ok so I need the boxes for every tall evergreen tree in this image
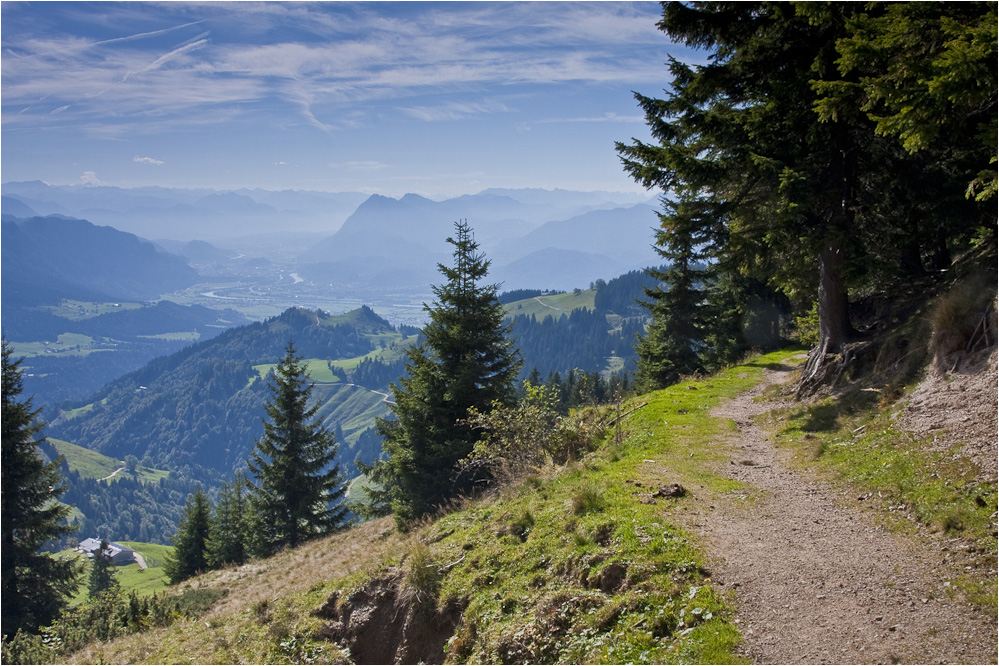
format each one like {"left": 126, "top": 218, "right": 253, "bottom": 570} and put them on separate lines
{"left": 247, "top": 343, "right": 347, "bottom": 554}
{"left": 618, "top": 2, "right": 995, "bottom": 393}
{"left": 617, "top": 3, "right": 876, "bottom": 390}
{"left": 206, "top": 472, "right": 249, "bottom": 569}
{"left": 87, "top": 539, "right": 119, "bottom": 598}
{"left": 364, "top": 221, "right": 522, "bottom": 525}
{"left": 1, "top": 339, "right": 79, "bottom": 635}
{"left": 164, "top": 488, "right": 211, "bottom": 584}
{"left": 634, "top": 200, "right": 714, "bottom": 390}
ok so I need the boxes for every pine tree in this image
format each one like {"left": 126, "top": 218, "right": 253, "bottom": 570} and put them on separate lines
{"left": 206, "top": 472, "right": 249, "bottom": 569}
{"left": 1, "top": 339, "right": 80, "bottom": 635}
{"left": 164, "top": 489, "right": 211, "bottom": 584}
{"left": 87, "top": 539, "right": 119, "bottom": 598}
{"left": 635, "top": 206, "right": 712, "bottom": 390}
{"left": 247, "top": 343, "right": 347, "bottom": 554}
{"left": 364, "top": 220, "right": 522, "bottom": 525}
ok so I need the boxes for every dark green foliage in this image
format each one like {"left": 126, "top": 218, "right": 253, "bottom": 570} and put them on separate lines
{"left": 635, "top": 238, "right": 711, "bottom": 390}
{"left": 1, "top": 339, "right": 80, "bottom": 635}
{"left": 87, "top": 539, "right": 119, "bottom": 598}
{"left": 508, "top": 272, "right": 655, "bottom": 385}
{"left": 206, "top": 472, "right": 250, "bottom": 569}
{"left": 164, "top": 489, "right": 212, "bottom": 584}
{"left": 616, "top": 2, "right": 996, "bottom": 392}
{"left": 247, "top": 343, "right": 348, "bottom": 554}
{"left": 59, "top": 470, "right": 212, "bottom": 545}
{"left": 813, "top": 2, "right": 997, "bottom": 200}
{"left": 365, "top": 221, "right": 522, "bottom": 525}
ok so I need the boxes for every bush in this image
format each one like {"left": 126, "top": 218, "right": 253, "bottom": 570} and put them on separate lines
{"left": 403, "top": 542, "right": 441, "bottom": 609}
{"left": 570, "top": 481, "right": 606, "bottom": 516}
{"left": 461, "top": 384, "right": 604, "bottom": 486}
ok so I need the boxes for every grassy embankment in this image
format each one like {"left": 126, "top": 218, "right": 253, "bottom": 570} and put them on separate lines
{"left": 504, "top": 289, "right": 596, "bottom": 320}
{"left": 46, "top": 437, "right": 168, "bottom": 484}
{"left": 53, "top": 343, "right": 996, "bottom": 663}
{"left": 62, "top": 349, "right": 796, "bottom": 665}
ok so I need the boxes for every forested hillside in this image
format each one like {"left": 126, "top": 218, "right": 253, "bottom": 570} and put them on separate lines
{"left": 50, "top": 306, "right": 395, "bottom": 474}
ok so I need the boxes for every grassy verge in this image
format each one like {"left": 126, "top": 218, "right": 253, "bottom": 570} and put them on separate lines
{"left": 314, "top": 349, "right": 794, "bottom": 664}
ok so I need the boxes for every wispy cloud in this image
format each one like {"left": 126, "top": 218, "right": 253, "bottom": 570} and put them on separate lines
{"left": 1, "top": 2, "right": 669, "bottom": 136}
{"left": 133, "top": 155, "right": 164, "bottom": 165}
{"left": 400, "top": 100, "right": 510, "bottom": 122}
{"left": 523, "top": 112, "right": 646, "bottom": 129}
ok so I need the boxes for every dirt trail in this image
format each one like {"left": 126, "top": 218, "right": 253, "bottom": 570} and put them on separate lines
{"left": 685, "top": 363, "right": 997, "bottom": 665}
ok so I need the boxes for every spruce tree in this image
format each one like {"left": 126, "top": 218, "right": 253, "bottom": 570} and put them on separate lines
{"left": 164, "top": 489, "right": 211, "bottom": 584}
{"left": 247, "top": 343, "right": 347, "bottom": 554}
{"left": 206, "top": 472, "right": 249, "bottom": 569}
{"left": 1, "top": 339, "right": 80, "bottom": 635}
{"left": 364, "top": 220, "right": 522, "bottom": 525}
{"left": 87, "top": 539, "right": 119, "bottom": 598}
{"left": 635, "top": 205, "right": 712, "bottom": 390}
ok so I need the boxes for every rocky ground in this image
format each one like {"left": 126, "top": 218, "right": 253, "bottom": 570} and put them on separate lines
{"left": 673, "top": 357, "right": 997, "bottom": 665}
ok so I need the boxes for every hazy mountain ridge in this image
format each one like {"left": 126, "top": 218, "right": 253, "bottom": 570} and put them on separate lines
{"left": 1, "top": 214, "right": 199, "bottom": 306}
{"left": 1, "top": 182, "right": 368, "bottom": 240}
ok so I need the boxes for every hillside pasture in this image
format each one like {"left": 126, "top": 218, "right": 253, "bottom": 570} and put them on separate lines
{"left": 504, "top": 288, "right": 595, "bottom": 320}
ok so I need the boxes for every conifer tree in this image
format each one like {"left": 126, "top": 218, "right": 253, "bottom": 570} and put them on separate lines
{"left": 206, "top": 472, "right": 249, "bottom": 568}
{"left": 164, "top": 489, "right": 211, "bottom": 584}
{"left": 364, "top": 221, "right": 521, "bottom": 525}
{"left": 247, "top": 343, "right": 347, "bottom": 554}
{"left": 1, "top": 339, "right": 80, "bottom": 635}
{"left": 635, "top": 205, "right": 712, "bottom": 390}
{"left": 87, "top": 539, "right": 119, "bottom": 598}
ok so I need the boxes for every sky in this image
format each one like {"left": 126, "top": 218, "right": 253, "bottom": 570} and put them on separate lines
{"left": 1, "top": 1, "right": 688, "bottom": 198}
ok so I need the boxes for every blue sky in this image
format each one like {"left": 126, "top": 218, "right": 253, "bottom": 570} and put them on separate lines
{"left": 2, "top": 1, "right": 686, "bottom": 198}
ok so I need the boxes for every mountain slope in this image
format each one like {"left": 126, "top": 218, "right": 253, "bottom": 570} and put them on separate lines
{"left": 48, "top": 348, "right": 997, "bottom": 665}
{"left": 1, "top": 214, "right": 199, "bottom": 306}
{"left": 49, "top": 306, "right": 398, "bottom": 474}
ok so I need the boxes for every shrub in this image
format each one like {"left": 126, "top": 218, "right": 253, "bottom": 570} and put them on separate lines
{"left": 461, "top": 384, "right": 604, "bottom": 487}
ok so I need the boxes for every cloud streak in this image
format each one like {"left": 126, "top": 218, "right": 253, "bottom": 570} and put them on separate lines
{"left": 1, "top": 2, "right": 671, "bottom": 136}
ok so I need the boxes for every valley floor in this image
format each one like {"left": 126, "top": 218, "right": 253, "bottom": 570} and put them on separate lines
{"left": 668, "top": 360, "right": 997, "bottom": 664}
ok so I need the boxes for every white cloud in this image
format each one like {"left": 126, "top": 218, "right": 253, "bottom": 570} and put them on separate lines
{"left": 0, "top": 2, "right": 669, "bottom": 137}
{"left": 133, "top": 155, "right": 164, "bottom": 165}
{"left": 80, "top": 171, "right": 101, "bottom": 185}
{"left": 400, "top": 100, "right": 510, "bottom": 122}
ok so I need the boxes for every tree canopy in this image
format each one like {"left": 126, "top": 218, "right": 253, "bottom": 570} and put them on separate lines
{"left": 247, "top": 342, "right": 348, "bottom": 554}
{"left": 1, "top": 339, "right": 80, "bottom": 635}
{"left": 617, "top": 1, "right": 996, "bottom": 391}
{"left": 365, "top": 221, "right": 522, "bottom": 525}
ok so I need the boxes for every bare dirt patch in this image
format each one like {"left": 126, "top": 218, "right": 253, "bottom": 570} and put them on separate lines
{"left": 314, "top": 569, "right": 464, "bottom": 665}
{"left": 899, "top": 349, "right": 998, "bottom": 482}
{"left": 671, "top": 361, "right": 997, "bottom": 665}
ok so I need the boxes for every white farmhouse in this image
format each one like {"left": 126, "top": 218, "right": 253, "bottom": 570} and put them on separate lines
{"left": 77, "top": 538, "right": 136, "bottom": 566}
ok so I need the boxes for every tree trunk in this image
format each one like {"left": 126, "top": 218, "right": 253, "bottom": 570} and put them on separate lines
{"left": 799, "top": 235, "right": 853, "bottom": 394}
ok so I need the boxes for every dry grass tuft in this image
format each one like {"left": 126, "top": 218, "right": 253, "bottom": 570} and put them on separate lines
{"left": 930, "top": 274, "right": 997, "bottom": 363}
